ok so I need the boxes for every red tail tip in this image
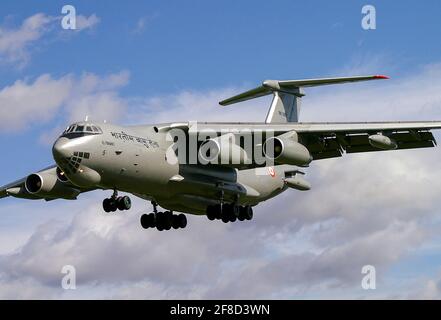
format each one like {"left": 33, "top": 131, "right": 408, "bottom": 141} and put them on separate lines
{"left": 374, "top": 75, "right": 389, "bottom": 79}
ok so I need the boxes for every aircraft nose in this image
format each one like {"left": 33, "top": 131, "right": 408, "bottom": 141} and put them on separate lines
{"left": 52, "top": 137, "right": 73, "bottom": 160}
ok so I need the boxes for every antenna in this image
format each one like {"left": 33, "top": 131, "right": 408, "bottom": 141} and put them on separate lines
{"left": 85, "top": 115, "right": 89, "bottom": 122}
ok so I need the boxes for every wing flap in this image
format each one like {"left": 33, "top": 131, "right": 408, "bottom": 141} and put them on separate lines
{"left": 305, "top": 131, "right": 437, "bottom": 159}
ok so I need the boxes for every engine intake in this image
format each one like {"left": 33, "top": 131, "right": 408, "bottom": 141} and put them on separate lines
{"left": 198, "top": 133, "right": 249, "bottom": 166}
{"left": 25, "top": 170, "right": 80, "bottom": 200}
{"left": 263, "top": 131, "right": 312, "bottom": 166}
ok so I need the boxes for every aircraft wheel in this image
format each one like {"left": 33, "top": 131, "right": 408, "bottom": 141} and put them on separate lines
{"left": 230, "top": 205, "right": 239, "bottom": 222}
{"left": 140, "top": 214, "right": 150, "bottom": 229}
{"left": 103, "top": 198, "right": 112, "bottom": 212}
{"left": 163, "top": 211, "right": 173, "bottom": 230}
{"left": 214, "top": 204, "right": 222, "bottom": 219}
{"left": 238, "top": 206, "right": 246, "bottom": 221}
{"left": 171, "top": 215, "right": 180, "bottom": 229}
{"left": 244, "top": 206, "right": 253, "bottom": 220}
{"left": 223, "top": 204, "right": 238, "bottom": 222}
{"left": 155, "top": 212, "right": 164, "bottom": 231}
{"left": 178, "top": 214, "right": 187, "bottom": 228}
{"left": 147, "top": 213, "right": 156, "bottom": 227}
{"left": 109, "top": 199, "right": 118, "bottom": 212}
{"left": 221, "top": 214, "right": 230, "bottom": 223}
{"left": 117, "top": 196, "right": 131, "bottom": 210}
{"left": 206, "top": 205, "right": 216, "bottom": 220}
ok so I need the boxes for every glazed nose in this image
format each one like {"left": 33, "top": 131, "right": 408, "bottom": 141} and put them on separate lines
{"left": 52, "top": 137, "right": 72, "bottom": 160}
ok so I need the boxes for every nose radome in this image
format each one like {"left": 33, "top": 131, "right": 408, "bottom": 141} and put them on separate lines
{"left": 52, "top": 137, "right": 72, "bottom": 160}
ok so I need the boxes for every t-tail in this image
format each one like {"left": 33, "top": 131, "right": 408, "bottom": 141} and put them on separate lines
{"left": 219, "top": 75, "right": 389, "bottom": 123}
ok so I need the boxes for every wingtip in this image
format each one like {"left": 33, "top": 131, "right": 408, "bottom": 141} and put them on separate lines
{"left": 374, "top": 74, "right": 390, "bottom": 79}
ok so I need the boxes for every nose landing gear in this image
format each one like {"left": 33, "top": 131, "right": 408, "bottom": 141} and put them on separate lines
{"left": 102, "top": 190, "right": 131, "bottom": 212}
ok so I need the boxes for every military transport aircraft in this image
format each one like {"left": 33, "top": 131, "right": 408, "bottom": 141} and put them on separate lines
{"left": 2, "top": 75, "right": 441, "bottom": 231}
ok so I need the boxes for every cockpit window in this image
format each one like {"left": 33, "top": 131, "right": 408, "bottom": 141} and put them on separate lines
{"left": 62, "top": 123, "right": 103, "bottom": 138}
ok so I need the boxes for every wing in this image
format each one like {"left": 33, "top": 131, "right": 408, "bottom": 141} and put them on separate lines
{"left": 0, "top": 165, "right": 93, "bottom": 201}
{"left": 282, "top": 121, "right": 441, "bottom": 160}
{"left": 0, "top": 164, "right": 56, "bottom": 199}
{"left": 0, "top": 177, "right": 27, "bottom": 199}
{"left": 160, "top": 121, "right": 441, "bottom": 163}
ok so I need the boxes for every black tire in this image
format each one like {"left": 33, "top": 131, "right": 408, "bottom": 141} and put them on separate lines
{"left": 156, "top": 212, "right": 164, "bottom": 230}
{"left": 214, "top": 204, "right": 222, "bottom": 219}
{"left": 117, "top": 196, "right": 132, "bottom": 210}
{"left": 163, "top": 211, "right": 172, "bottom": 230}
{"left": 223, "top": 203, "right": 232, "bottom": 215}
{"left": 147, "top": 213, "right": 156, "bottom": 227}
{"left": 238, "top": 206, "right": 246, "bottom": 221}
{"left": 103, "top": 198, "right": 111, "bottom": 212}
{"left": 171, "top": 215, "right": 180, "bottom": 229}
{"left": 140, "top": 214, "right": 150, "bottom": 229}
{"left": 224, "top": 204, "right": 238, "bottom": 222}
{"left": 109, "top": 199, "right": 118, "bottom": 212}
{"left": 245, "top": 206, "right": 253, "bottom": 220}
{"left": 178, "top": 214, "right": 187, "bottom": 228}
{"left": 122, "top": 196, "right": 131, "bottom": 210}
{"left": 116, "top": 196, "right": 124, "bottom": 210}
{"left": 232, "top": 205, "right": 239, "bottom": 218}
{"left": 221, "top": 215, "right": 230, "bottom": 223}
{"left": 206, "top": 205, "right": 216, "bottom": 220}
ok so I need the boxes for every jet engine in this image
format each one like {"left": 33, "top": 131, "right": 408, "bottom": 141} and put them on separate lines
{"left": 25, "top": 169, "right": 80, "bottom": 200}
{"left": 263, "top": 131, "right": 312, "bottom": 166}
{"left": 198, "top": 133, "right": 249, "bottom": 166}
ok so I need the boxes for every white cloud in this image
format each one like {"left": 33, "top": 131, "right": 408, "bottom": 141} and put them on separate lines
{"left": 75, "top": 14, "right": 100, "bottom": 31}
{"left": 0, "top": 70, "right": 130, "bottom": 133}
{"left": 0, "top": 12, "right": 101, "bottom": 68}
{"left": 0, "top": 13, "right": 53, "bottom": 67}
{"left": 0, "top": 74, "right": 72, "bottom": 131}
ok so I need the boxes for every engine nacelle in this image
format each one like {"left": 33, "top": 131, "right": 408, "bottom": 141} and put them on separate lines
{"left": 284, "top": 175, "right": 311, "bottom": 191}
{"left": 368, "top": 134, "right": 397, "bottom": 150}
{"left": 198, "top": 133, "right": 249, "bottom": 166}
{"left": 25, "top": 170, "right": 80, "bottom": 200}
{"left": 263, "top": 131, "right": 312, "bottom": 166}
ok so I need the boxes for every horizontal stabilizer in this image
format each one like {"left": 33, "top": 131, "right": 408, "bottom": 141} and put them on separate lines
{"left": 219, "top": 75, "right": 388, "bottom": 106}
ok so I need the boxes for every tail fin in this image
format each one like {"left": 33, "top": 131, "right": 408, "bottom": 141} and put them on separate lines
{"left": 219, "top": 75, "right": 389, "bottom": 123}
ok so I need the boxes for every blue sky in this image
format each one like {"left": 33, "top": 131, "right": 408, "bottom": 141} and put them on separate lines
{"left": 1, "top": 0, "right": 441, "bottom": 299}
{"left": 2, "top": 0, "right": 441, "bottom": 181}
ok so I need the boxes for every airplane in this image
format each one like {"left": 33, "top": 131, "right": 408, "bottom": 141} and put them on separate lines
{"left": 2, "top": 75, "right": 441, "bottom": 231}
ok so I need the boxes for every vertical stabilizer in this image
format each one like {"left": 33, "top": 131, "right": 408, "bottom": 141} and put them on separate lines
{"left": 265, "top": 88, "right": 303, "bottom": 123}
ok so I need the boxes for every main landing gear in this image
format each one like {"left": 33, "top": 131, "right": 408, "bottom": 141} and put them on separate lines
{"left": 206, "top": 204, "right": 253, "bottom": 223}
{"left": 102, "top": 190, "right": 131, "bottom": 212}
{"left": 140, "top": 202, "right": 187, "bottom": 231}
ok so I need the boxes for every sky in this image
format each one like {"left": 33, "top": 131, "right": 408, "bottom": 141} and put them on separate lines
{"left": 1, "top": 0, "right": 441, "bottom": 299}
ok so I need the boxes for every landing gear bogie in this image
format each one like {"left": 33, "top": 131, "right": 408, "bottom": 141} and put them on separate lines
{"left": 206, "top": 204, "right": 253, "bottom": 224}
{"left": 140, "top": 208, "right": 188, "bottom": 231}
